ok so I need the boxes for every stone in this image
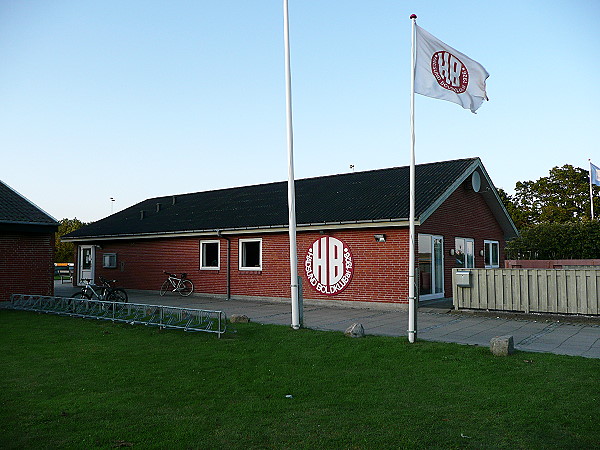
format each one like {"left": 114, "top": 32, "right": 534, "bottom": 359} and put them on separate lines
{"left": 345, "top": 323, "right": 365, "bottom": 338}
{"left": 230, "top": 314, "right": 250, "bottom": 323}
{"left": 490, "top": 335, "right": 514, "bottom": 356}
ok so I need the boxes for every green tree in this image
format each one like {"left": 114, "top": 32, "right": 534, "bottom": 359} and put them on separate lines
{"left": 496, "top": 188, "right": 531, "bottom": 230}
{"left": 506, "top": 222, "right": 600, "bottom": 259}
{"left": 55, "top": 218, "right": 86, "bottom": 262}
{"left": 512, "top": 164, "right": 599, "bottom": 227}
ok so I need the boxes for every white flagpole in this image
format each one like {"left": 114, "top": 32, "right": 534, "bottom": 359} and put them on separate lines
{"left": 408, "top": 14, "right": 418, "bottom": 343}
{"left": 283, "top": 0, "right": 301, "bottom": 329}
{"left": 590, "top": 159, "right": 595, "bottom": 220}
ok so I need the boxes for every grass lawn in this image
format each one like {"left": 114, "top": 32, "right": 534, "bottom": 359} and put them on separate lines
{"left": 1, "top": 310, "right": 599, "bottom": 449}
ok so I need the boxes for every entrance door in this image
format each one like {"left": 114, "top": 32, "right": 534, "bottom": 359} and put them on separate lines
{"left": 78, "top": 245, "right": 95, "bottom": 285}
{"left": 418, "top": 234, "right": 444, "bottom": 300}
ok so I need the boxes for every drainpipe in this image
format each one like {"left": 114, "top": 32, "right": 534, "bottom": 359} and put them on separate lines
{"left": 216, "top": 230, "right": 231, "bottom": 300}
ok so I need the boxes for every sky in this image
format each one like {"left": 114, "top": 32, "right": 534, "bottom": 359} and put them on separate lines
{"left": 1, "top": 0, "right": 599, "bottom": 223}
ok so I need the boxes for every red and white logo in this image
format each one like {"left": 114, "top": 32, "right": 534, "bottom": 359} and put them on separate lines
{"left": 431, "top": 51, "right": 468, "bottom": 94}
{"left": 304, "top": 236, "right": 354, "bottom": 295}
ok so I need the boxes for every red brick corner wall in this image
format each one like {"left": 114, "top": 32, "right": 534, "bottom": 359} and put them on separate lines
{"left": 418, "top": 184, "right": 507, "bottom": 298}
{"left": 0, "top": 233, "right": 55, "bottom": 301}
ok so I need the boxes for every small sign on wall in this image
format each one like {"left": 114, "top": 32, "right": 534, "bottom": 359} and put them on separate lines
{"left": 304, "top": 236, "right": 354, "bottom": 295}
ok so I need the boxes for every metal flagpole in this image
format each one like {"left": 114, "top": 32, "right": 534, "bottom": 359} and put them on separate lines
{"left": 590, "top": 159, "right": 595, "bottom": 220}
{"left": 408, "top": 14, "right": 418, "bottom": 343}
{"left": 283, "top": 0, "right": 301, "bottom": 329}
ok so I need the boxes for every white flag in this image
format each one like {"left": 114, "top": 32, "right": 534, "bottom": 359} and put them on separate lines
{"left": 414, "top": 24, "right": 489, "bottom": 113}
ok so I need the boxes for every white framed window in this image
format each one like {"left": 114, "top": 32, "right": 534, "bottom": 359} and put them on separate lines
{"left": 239, "top": 238, "right": 262, "bottom": 271}
{"left": 102, "top": 253, "right": 117, "bottom": 269}
{"left": 484, "top": 240, "right": 500, "bottom": 268}
{"left": 200, "top": 240, "right": 220, "bottom": 270}
{"left": 455, "top": 237, "right": 475, "bottom": 268}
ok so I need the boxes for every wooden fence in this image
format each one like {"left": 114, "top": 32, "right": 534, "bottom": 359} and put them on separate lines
{"left": 452, "top": 268, "right": 600, "bottom": 315}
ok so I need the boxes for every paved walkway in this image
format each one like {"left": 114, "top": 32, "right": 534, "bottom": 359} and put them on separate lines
{"left": 54, "top": 282, "right": 600, "bottom": 359}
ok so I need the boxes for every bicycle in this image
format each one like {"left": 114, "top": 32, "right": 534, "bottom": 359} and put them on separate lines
{"left": 160, "top": 271, "right": 194, "bottom": 297}
{"left": 72, "top": 276, "right": 129, "bottom": 302}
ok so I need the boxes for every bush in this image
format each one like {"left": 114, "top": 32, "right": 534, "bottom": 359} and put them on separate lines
{"left": 506, "top": 221, "right": 600, "bottom": 259}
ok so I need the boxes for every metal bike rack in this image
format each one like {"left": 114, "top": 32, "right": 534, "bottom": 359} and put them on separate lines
{"left": 6, "top": 294, "right": 228, "bottom": 338}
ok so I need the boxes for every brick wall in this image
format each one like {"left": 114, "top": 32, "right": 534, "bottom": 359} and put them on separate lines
{"left": 505, "top": 259, "right": 600, "bottom": 269}
{"left": 417, "top": 183, "right": 507, "bottom": 297}
{"left": 0, "top": 233, "right": 55, "bottom": 301}
{"left": 91, "top": 228, "right": 410, "bottom": 304}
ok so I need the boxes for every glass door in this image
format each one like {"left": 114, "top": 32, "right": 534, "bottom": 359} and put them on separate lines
{"left": 78, "top": 245, "right": 95, "bottom": 285}
{"left": 418, "top": 234, "right": 444, "bottom": 300}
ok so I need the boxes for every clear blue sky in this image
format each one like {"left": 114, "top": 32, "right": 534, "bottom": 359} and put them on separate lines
{"left": 1, "top": 0, "right": 598, "bottom": 222}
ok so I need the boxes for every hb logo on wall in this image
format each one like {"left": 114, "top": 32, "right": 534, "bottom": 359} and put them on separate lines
{"left": 305, "top": 236, "right": 354, "bottom": 295}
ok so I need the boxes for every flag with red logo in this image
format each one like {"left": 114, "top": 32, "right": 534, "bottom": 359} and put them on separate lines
{"left": 414, "top": 24, "right": 489, "bottom": 113}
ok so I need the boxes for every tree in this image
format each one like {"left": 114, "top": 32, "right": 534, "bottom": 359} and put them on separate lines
{"left": 497, "top": 188, "right": 531, "bottom": 230}
{"left": 510, "top": 164, "right": 599, "bottom": 228}
{"left": 55, "top": 218, "right": 87, "bottom": 262}
{"left": 506, "top": 222, "right": 600, "bottom": 260}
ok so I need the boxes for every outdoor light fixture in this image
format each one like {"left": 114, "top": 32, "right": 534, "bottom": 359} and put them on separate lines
{"left": 374, "top": 234, "right": 386, "bottom": 243}
{"left": 449, "top": 249, "right": 455, "bottom": 256}
{"left": 480, "top": 250, "right": 485, "bottom": 256}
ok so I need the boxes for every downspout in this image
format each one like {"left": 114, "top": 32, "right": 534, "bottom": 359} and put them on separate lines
{"left": 216, "top": 230, "right": 231, "bottom": 300}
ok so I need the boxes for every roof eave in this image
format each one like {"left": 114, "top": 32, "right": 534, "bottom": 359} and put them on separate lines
{"left": 61, "top": 217, "right": 418, "bottom": 242}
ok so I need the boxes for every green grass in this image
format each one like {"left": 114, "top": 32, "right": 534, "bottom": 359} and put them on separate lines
{"left": 1, "top": 310, "right": 599, "bottom": 449}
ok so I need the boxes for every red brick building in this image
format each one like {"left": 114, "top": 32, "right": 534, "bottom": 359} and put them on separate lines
{"left": 0, "top": 181, "right": 59, "bottom": 301}
{"left": 63, "top": 158, "right": 517, "bottom": 305}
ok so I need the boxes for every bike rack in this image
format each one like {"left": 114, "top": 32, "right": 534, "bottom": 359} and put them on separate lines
{"left": 5, "top": 294, "right": 228, "bottom": 338}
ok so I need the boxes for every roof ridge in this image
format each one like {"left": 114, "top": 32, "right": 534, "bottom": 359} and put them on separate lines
{"left": 144, "top": 157, "right": 480, "bottom": 202}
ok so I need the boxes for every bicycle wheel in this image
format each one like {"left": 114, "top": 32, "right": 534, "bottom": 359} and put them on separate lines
{"left": 160, "top": 280, "right": 170, "bottom": 296}
{"left": 107, "top": 288, "right": 128, "bottom": 303}
{"left": 70, "top": 291, "right": 90, "bottom": 310}
{"left": 178, "top": 279, "right": 194, "bottom": 297}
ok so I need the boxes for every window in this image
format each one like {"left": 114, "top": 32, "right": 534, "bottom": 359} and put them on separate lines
{"left": 455, "top": 237, "right": 474, "bottom": 268}
{"left": 82, "top": 247, "right": 93, "bottom": 270}
{"left": 239, "top": 238, "right": 262, "bottom": 270}
{"left": 102, "top": 253, "right": 117, "bottom": 269}
{"left": 200, "top": 240, "right": 220, "bottom": 270}
{"left": 484, "top": 240, "right": 500, "bottom": 268}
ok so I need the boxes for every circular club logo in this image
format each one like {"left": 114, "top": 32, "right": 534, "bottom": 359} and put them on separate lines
{"left": 431, "top": 51, "right": 468, "bottom": 94}
{"left": 305, "top": 236, "right": 354, "bottom": 295}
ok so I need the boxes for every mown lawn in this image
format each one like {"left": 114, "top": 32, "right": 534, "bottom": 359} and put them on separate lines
{"left": 1, "top": 310, "right": 599, "bottom": 449}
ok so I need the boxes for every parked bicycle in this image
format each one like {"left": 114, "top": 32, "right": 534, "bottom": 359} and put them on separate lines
{"left": 160, "top": 271, "right": 194, "bottom": 297}
{"left": 72, "top": 276, "right": 129, "bottom": 302}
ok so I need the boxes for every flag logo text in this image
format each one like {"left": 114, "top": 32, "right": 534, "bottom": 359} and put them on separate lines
{"left": 431, "top": 51, "right": 469, "bottom": 94}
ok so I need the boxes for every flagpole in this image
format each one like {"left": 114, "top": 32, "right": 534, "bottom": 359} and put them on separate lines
{"left": 408, "top": 14, "right": 418, "bottom": 343}
{"left": 590, "top": 159, "right": 595, "bottom": 220}
{"left": 283, "top": 0, "right": 301, "bottom": 329}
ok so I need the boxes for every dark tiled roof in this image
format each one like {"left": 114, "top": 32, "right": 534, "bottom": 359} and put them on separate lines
{"left": 0, "top": 180, "right": 59, "bottom": 231}
{"left": 64, "top": 158, "right": 484, "bottom": 239}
